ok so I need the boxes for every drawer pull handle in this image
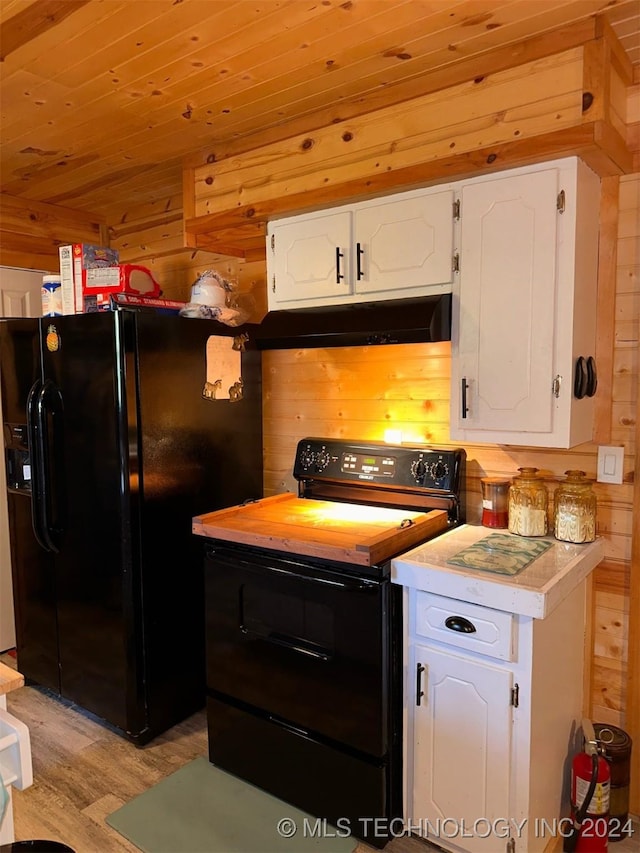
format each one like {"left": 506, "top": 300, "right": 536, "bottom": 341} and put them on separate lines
{"left": 445, "top": 615, "right": 476, "bottom": 634}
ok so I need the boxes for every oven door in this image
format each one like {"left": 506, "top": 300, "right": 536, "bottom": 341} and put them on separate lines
{"left": 204, "top": 542, "right": 396, "bottom": 758}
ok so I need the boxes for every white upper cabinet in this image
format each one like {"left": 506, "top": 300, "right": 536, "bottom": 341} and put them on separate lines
{"left": 267, "top": 210, "right": 351, "bottom": 306}
{"left": 267, "top": 186, "right": 455, "bottom": 309}
{"left": 450, "top": 157, "right": 600, "bottom": 449}
{"left": 266, "top": 157, "right": 600, "bottom": 449}
{"left": 352, "top": 191, "right": 455, "bottom": 296}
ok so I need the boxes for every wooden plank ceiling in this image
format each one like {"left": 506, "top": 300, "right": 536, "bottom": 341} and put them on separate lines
{"left": 1, "top": 0, "right": 638, "bottom": 224}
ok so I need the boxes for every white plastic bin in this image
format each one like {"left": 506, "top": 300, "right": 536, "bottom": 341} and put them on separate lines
{"left": 0, "top": 702, "right": 32, "bottom": 845}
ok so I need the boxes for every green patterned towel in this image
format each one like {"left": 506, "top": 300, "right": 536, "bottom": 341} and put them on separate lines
{"left": 447, "top": 533, "right": 553, "bottom": 575}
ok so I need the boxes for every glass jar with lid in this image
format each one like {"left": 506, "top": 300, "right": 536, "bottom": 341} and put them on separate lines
{"left": 553, "top": 470, "right": 597, "bottom": 543}
{"left": 481, "top": 477, "right": 511, "bottom": 528}
{"left": 508, "top": 467, "right": 549, "bottom": 537}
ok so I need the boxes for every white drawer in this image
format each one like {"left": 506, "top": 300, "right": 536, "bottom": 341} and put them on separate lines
{"left": 414, "top": 590, "right": 514, "bottom": 661}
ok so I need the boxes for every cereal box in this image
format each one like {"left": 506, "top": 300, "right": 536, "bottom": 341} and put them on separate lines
{"left": 82, "top": 264, "right": 161, "bottom": 312}
{"left": 58, "top": 244, "right": 119, "bottom": 314}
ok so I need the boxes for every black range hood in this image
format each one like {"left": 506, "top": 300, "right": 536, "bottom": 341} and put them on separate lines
{"left": 254, "top": 292, "right": 451, "bottom": 350}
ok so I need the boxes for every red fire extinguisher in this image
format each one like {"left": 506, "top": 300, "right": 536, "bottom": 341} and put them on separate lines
{"left": 564, "top": 719, "right": 611, "bottom": 853}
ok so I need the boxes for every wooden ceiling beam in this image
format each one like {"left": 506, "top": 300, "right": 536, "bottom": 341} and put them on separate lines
{"left": 184, "top": 122, "right": 632, "bottom": 242}
{"left": 0, "top": 0, "right": 90, "bottom": 61}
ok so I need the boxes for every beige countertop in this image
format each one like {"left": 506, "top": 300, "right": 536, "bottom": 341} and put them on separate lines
{"left": 391, "top": 523, "right": 604, "bottom": 618}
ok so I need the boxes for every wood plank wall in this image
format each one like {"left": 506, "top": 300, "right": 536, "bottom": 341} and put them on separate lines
{"left": 591, "top": 168, "right": 638, "bottom": 729}
{"left": 0, "top": 22, "right": 635, "bottom": 779}
{"left": 116, "top": 244, "right": 267, "bottom": 321}
{"left": 0, "top": 191, "right": 268, "bottom": 320}
{"left": 261, "top": 168, "right": 640, "bottom": 734}
{"left": 185, "top": 30, "right": 633, "bottom": 255}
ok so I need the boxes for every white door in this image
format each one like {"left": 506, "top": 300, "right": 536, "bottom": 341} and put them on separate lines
{"left": 268, "top": 210, "right": 352, "bottom": 307}
{"left": 0, "top": 267, "right": 47, "bottom": 652}
{"left": 412, "top": 643, "right": 513, "bottom": 853}
{"left": 354, "top": 190, "right": 454, "bottom": 295}
{"left": 452, "top": 169, "right": 558, "bottom": 435}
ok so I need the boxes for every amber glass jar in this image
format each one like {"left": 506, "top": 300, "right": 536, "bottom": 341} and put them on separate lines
{"left": 553, "top": 470, "right": 597, "bottom": 543}
{"left": 481, "top": 477, "right": 511, "bottom": 528}
{"left": 508, "top": 467, "right": 549, "bottom": 537}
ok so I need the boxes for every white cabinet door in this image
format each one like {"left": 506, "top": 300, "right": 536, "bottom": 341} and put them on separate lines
{"left": 268, "top": 210, "right": 352, "bottom": 307}
{"left": 412, "top": 642, "right": 513, "bottom": 853}
{"left": 354, "top": 190, "right": 454, "bottom": 295}
{"left": 450, "top": 157, "right": 600, "bottom": 448}
{"left": 453, "top": 169, "right": 558, "bottom": 435}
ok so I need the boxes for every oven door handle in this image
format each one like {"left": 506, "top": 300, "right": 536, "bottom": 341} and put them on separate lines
{"left": 281, "top": 571, "right": 378, "bottom": 593}
{"left": 207, "top": 547, "right": 380, "bottom": 593}
{"left": 240, "top": 627, "right": 333, "bottom": 662}
{"left": 267, "top": 564, "right": 379, "bottom": 592}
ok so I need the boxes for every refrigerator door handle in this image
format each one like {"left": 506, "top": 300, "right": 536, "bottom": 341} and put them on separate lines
{"left": 35, "top": 380, "right": 65, "bottom": 553}
{"left": 26, "top": 379, "right": 51, "bottom": 552}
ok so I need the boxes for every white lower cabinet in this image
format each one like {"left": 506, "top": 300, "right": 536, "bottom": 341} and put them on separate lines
{"left": 412, "top": 643, "right": 513, "bottom": 853}
{"left": 404, "top": 584, "right": 587, "bottom": 853}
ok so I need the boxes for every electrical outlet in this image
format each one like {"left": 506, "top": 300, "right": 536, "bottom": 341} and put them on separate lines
{"left": 596, "top": 446, "right": 624, "bottom": 484}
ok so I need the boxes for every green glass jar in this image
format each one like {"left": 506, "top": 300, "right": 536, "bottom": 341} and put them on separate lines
{"left": 508, "top": 467, "right": 549, "bottom": 537}
{"left": 553, "top": 470, "right": 597, "bottom": 543}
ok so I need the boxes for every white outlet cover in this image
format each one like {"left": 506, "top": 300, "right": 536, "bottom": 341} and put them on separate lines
{"left": 597, "top": 446, "right": 624, "bottom": 484}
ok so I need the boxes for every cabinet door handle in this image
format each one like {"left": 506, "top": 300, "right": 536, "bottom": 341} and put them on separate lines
{"left": 356, "top": 242, "right": 364, "bottom": 280}
{"left": 416, "top": 662, "right": 425, "bottom": 706}
{"left": 445, "top": 615, "right": 476, "bottom": 634}
{"left": 586, "top": 356, "right": 598, "bottom": 397}
{"left": 574, "top": 357, "right": 587, "bottom": 399}
{"left": 336, "top": 247, "right": 345, "bottom": 283}
{"left": 461, "top": 377, "right": 469, "bottom": 419}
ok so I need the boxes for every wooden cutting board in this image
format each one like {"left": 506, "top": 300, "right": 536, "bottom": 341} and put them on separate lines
{"left": 193, "top": 493, "right": 449, "bottom": 566}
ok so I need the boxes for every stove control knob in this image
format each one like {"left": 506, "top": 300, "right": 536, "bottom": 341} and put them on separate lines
{"left": 429, "top": 460, "right": 449, "bottom": 482}
{"left": 314, "top": 449, "right": 330, "bottom": 472}
{"left": 299, "top": 448, "right": 316, "bottom": 471}
{"left": 411, "top": 459, "right": 427, "bottom": 484}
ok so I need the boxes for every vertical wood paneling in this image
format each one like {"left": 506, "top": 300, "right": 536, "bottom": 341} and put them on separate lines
{"left": 594, "top": 176, "right": 619, "bottom": 443}
{"left": 621, "top": 176, "right": 640, "bottom": 813}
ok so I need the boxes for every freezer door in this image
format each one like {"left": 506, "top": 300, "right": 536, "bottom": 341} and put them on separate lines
{"left": 40, "top": 314, "right": 144, "bottom": 735}
{"left": 0, "top": 319, "right": 41, "bottom": 425}
{"left": 1, "top": 320, "right": 59, "bottom": 686}
{"left": 5, "top": 491, "right": 59, "bottom": 689}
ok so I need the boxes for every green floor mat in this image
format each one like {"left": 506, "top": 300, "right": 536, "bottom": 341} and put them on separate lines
{"left": 105, "top": 756, "right": 357, "bottom": 853}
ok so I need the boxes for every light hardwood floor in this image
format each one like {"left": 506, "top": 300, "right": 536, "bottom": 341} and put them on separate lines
{"left": 4, "top": 678, "right": 208, "bottom": 851}
{"left": 3, "top": 654, "right": 638, "bottom": 853}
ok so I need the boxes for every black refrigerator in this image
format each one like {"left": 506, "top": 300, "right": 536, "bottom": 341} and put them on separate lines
{"left": 0, "top": 309, "right": 262, "bottom": 744}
